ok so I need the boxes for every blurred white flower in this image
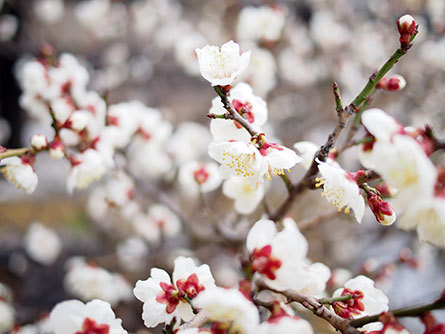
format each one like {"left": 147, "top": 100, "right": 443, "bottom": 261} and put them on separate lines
{"left": 222, "top": 176, "right": 264, "bottom": 215}
{"left": 257, "top": 315, "right": 313, "bottom": 334}
{"left": 0, "top": 301, "right": 15, "bottom": 333}
{"left": 64, "top": 258, "right": 132, "bottom": 306}
{"left": 196, "top": 40, "right": 251, "bottom": 86}
{"left": 30, "top": 134, "right": 48, "bottom": 151}
{"left": 178, "top": 160, "right": 221, "bottom": 196}
{"left": 0, "top": 156, "right": 38, "bottom": 194}
{"left": 193, "top": 287, "right": 259, "bottom": 334}
{"left": 117, "top": 237, "right": 149, "bottom": 272}
{"left": 67, "top": 149, "right": 109, "bottom": 193}
{"left": 34, "top": 0, "right": 65, "bottom": 24}
{"left": 237, "top": 6, "right": 286, "bottom": 43}
{"left": 24, "top": 222, "right": 61, "bottom": 265}
{"left": 50, "top": 299, "right": 127, "bottom": 334}
{"left": 174, "top": 32, "right": 207, "bottom": 76}
{"left": 0, "top": 14, "right": 18, "bottom": 41}
{"left": 134, "top": 256, "right": 216, "bottom": 328}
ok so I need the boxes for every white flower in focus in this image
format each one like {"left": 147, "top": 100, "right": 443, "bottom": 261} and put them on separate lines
{"left": 0, "top": 156, "right": 38, "bottom": 194}
{"left": 316, "top": 161, "right": 365, "bottom": 222}
{"left": 64, "top": 258, "right": 132, "bottom": 306}
{"left": 178, "top": 161, "right": 221, "bottom": 196}
{"left": 67, "top": 149, "right": 109, "bottom": 193}
{"left": 134, "top": 256, "right": 216, "bottom": 328}
{"left": 246, "top": 219, "right": 329, "bottom": 294}
{"left": 210, "top": 82, "right": 268, "bottom": 142}
{"left": 0, "top": 301, "right": 15, "bottom": 333}
{"left": 222, "top": 176, "right": 264, "bottom": 215}
{"left": 196, "top": 40, "right": 251, "bottom": 86}
{"left": 332, "top": 275, "right": 388, "bottom": 319}
{"left": 50, "top": 299, "right": 127, "bottom": 334}
{"left": 193, "top": 287, "right": 259, "bottom": 334}
{"left": 257, "top": 315, "right": 313, "bottom": 334}
{"left": 209, "top": 140, "right": 267, "bottom": 185}
{"left": 117, "top": 237, "right": 149, "bottom": 272}
{"left": 237, "top": 6, "right": 286, "bottom": 43}
{"left": 24, "top": 222, "right": 61, "bottom": 265}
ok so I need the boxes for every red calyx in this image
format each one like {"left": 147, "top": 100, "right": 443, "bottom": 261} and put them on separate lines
{"left": 251, "top": 244, "right": 282, "bottom": 280}
{"left": 156, "top": 282, "right": 182, "bottom": 314}
{"left": 193, "top": 166, "right": 210, "bottom": 184}
{"left": 176, "top": 273, "right": 205, "bottom": 300}
{"left": 333, "top": 288, "right": 365, "bottom": 319}
{"left": 75, "top": 317, "right": 109, "bottom": 334}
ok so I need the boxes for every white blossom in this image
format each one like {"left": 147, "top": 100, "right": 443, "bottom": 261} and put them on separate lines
{"left": 193, "top": 287, "right": 259, "bottom": 334}
{"left": 24, "top": 222, "right": 61, "bottom": 265}
{"left": 50, "top": 299, "right": 127, "bottom": 334}
{"left": 0, "top": 156, "right": 38, "bottom": 194}
{"left": 237, "top": 6, "right": 286, "bottom": 43}
{"left": 316, "top": 161, "right": 365, "bottom": 222}
{"left": 222, "top": 176, "right": 264, "bottom": 215}
{"left": 257, "top": 315, "right": 313, "bottom": 334}
{"left": 134, "top": 256, "right": 215, "bottom": 328}
{"left": 196, "top": 40, "right": 251, "bottom": 86}
{"left": 178, "top": 160, "right": 222, "bottom": 196}
{"left": 0, "top": 301, "right": 15, "bottom": 333}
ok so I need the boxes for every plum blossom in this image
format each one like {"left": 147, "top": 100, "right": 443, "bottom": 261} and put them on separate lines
{"left": 178, "top": 161, "right": 222, "bottom": 196}
{"left": 193, "top": 287, "right": 259, "bottom": 334}
{"left": 64, "top": 258, "right": 132, "bottom": 306}
{"left": 257, "top": 315, "right": 313, "bottom": 334}
{"left": 222, "top": 176, "right": 265, "bottom": 215}
{"left": 30, "top": 134, "right": 48, "bottom": 151}
{"left": 196, "top": 40, "right": 251, "bottom": 86}
{"left": 237, "top": 6, "right": 286, "bottom": 43}
{"left": 246, "top": 219, "right": 330, "bottom": 294}
{"left": 24, "top": 222, "right": 61, "bottom": 265}
{"left": 133, "top": 256, "right": 216, "bottom": 328}
{"left": 400, "top": 168, "right": 445, "bottom": 247}
{"left": 316, "top": 161, "right": 365, "bottom": 222}
{"left": 133, "top": 204, "right": 181, "bottom": 244}
{"left": 67, "top": 149, "right": 109, "bottom": 193}
{"left": 0, "top": 156, "right": 38, "bottom": 194}
{"left": 0, "top": 300, "right": 15, "bottom": 333}
{"left": 332, "top": 275, "right": 388, "bottom": 319}
{"left": 50, "top": 299, "right": 127, "bottom": 334}
{"left": 209, "top": 82, "right": 268, "bottom": 142}
{"left": 117, "top": 237, "right": 149, "bottom": 272}
{"left": 209, "top": 139, "right": 300, "bottom": 185}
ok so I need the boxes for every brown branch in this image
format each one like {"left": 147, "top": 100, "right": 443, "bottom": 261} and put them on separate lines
{"left": 214, "top": 86, "right": 259, "bottom": 138}
{"left": 298, "top": 209, "right": 338, "bottom": 231}
{"left": 257, "top": 281, "right": 360, "bottom": 334}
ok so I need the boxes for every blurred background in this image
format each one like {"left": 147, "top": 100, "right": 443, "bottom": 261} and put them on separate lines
{"left": 0, "top": 0, "right": 444, "bottom": 333}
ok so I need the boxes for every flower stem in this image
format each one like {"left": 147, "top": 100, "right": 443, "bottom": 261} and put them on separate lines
{"left": 0, "top": 147, "right": 33, "bottom": 160}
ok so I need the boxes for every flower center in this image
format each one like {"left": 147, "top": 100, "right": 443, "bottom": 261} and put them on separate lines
{"left": 194, "top": 166, "right": 210, "bottom": 184}
{"left": 251, "top": 245, "right": 282, "bottom": 280}
{"left": 156, "top": 282, "right": 183, "bottom": 314}
{"left": 232, "top": 99, "right": 255, "bottom": 125}
{"left": 315, "top": 178, "right": 350, "bottom": 214}
{"left": 75, "top": 318, "right": 109, "bottom": 334}
{"left": 221, "top": 151, "right": 257, "bottom": 178}
{"left": 333, "top": 288, "right": 365, "bottom": 319}
{"left": 176, "top": 273, "right": 205, "bottom": 299}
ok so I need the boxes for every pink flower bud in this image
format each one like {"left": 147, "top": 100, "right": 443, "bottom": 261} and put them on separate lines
{"left": 49, "top": 138, "right": 65, "bottom": 160}
{"left": 30, "top": 134, "right": 48, "bottom": 151}
{"left": 376, "top": 75, "right": 406, "bottom": 91}
{"left": 367, "top": 192, "right": 396, "bottom": 226}
{"left": 397, "top": 14, "right": 416, "bottom": 46}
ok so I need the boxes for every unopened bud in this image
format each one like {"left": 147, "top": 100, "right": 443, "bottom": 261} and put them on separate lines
{"left": 30, "top": 134, "right": 48, "bottom": 151}
{"left": 397, "top": 14, "right": 416, "bottom": 47}
{"left": 376, "top": 75, "right": 406, "bottom": 91}
{"left": 49, "top": 138, "right": 65, "bottom": 160}
{"left": 367, "top": 192, "right": 396, "bottom": 226}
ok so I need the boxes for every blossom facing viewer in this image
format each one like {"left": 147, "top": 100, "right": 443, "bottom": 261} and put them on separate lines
{"left": 195, "top": 40, "right": 251, "bottom": 86}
